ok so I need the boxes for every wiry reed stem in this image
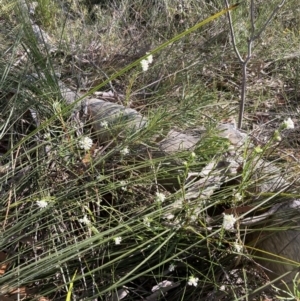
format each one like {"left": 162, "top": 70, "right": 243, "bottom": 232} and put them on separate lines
{"left": 224, "top": 0, "right": 287, "bottom": 129}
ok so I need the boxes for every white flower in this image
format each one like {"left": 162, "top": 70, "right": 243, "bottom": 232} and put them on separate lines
{"left": 120, "top": 147, "right": 130, "bottom": 156}
{"left": 100, "top": 121, "right": 108, "bottom": 129}
{"left": 155, "top": 192, "right": 166, "bottom": 203}
{"left": 44, "top": 133, "right": 51, "bottom": 140}
{"left": 222, "top": 214, "right": 237, "bottom": 230}
{"left": 234, "top": 240, "right": 243, "bottom": 253}
{"left": 233, "top": 192, "right": 242, "bottom": 202}
{"left": 189, "top": 213, "right": 198, "bottom": 222}
{"left": 79, "top": 136, "right": 93, "bottom": 151}
{"left": 145, "top": 52, "right": 153, "bottom": 64}
{"left": 191, "top": 152, "right": 196, "bottom": 159}
{"left": 114, "top": 237, "right": 122, "bottom": 245}
{"left": 143, "top": 216, "right": 151, "bottom": 227}
{"left": 140, "top": 59, "right": 149, "bottom": 72}
{"left": 120, "top": 180, "right": 128, "bottom": 191}
{"left": 187, "top": 276, "right": 199, "bottom": 287}
{"left": 282, "top": 117, "right": 294, "bottom": 129}
{"left": 79, "top": 215, "right": 91, "bottom": 225}
{"left": 168, "top": 263, "right": 176, "bottom": 272}
{"left": 36, "top": 200, "right": 48, "bottom": 209}
{"left": 140, "top": 53, "right": 153, "bottom": 72}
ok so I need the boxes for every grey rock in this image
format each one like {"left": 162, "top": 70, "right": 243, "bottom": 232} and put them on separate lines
{"left": 159, "top": 129, "right": 200, "bottom": 153}
{"left": 58, "top": 81, "right": 81, "bottom": 107}
{"left": 217, "top": 123, "right": 247, "bottom": 146}
{"left": 86, "top": 98, "right": 147, "bottom": 143}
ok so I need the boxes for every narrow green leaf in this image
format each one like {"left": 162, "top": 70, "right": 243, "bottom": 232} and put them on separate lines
{"left": 66, "top": 269, "right": 77, "bottom": 301}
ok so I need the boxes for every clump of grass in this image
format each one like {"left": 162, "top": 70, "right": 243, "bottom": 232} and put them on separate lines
{"left": 34, "top": 0, "right": 61, "bottom": 29}
{"left": 1, "top": 0, "right": 300, "bottom": 300}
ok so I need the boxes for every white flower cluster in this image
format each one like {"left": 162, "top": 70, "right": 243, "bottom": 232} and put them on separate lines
{"left": 140, "top": 53, "right": 153, "bottom": 72}
{"left": 273, "top": 118, "right": 295, "bottom": 142}
{"left": 36, "top": 200, "right": 48, "bottom": 209}
{"left": 114, "top": 237, "right": 122, "bottom": 245}
{"left": 233, "top": 192, "right": 242, "bottom": 202}
{"left": 120, "top": 147, "right": 130, "bottom": 156}
{"left": 100, "top": 121, "right": 109, "bottom": 129}
{"left": 234, "top": 240, "right": 243, "bottom": 253}
{"left": 168, "top": 263, "right": 176, "bottom": 272}
{"left": 155, "top": 192, "right": 166, "bottom": 203}
{"left": 143, "top": 216, "right": 151, "bottom": 227}
{"left": 282, "top": 117, "right": 294, "bottom": 129}
{"left": 222, "top": 214, "right": 237, "bottom": 230}
{"left": 120, "top": 180, "right": 128, "bottom": 191}
{"left": 79, "top": 215, "right": 91, "bottom": 225}
{"left": 44, "top": 133, "right": 51, "bottom": 140}
{"left": 79, "top": 136, "right": 93, "bottom": 151}
{"left": 187, "top": 275, "right": 199, "bottom": 287}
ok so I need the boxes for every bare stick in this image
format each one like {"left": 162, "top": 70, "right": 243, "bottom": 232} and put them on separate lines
{"left": 224, "top": 0, "right": 243, "bottom": 63}
{"left": 224, "top": 0, "right": 287, "bottom": 129}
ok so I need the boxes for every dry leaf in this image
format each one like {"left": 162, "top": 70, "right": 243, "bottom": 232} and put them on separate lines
{"left": 0, "top": 252, "right": 8, "bottom": 276}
